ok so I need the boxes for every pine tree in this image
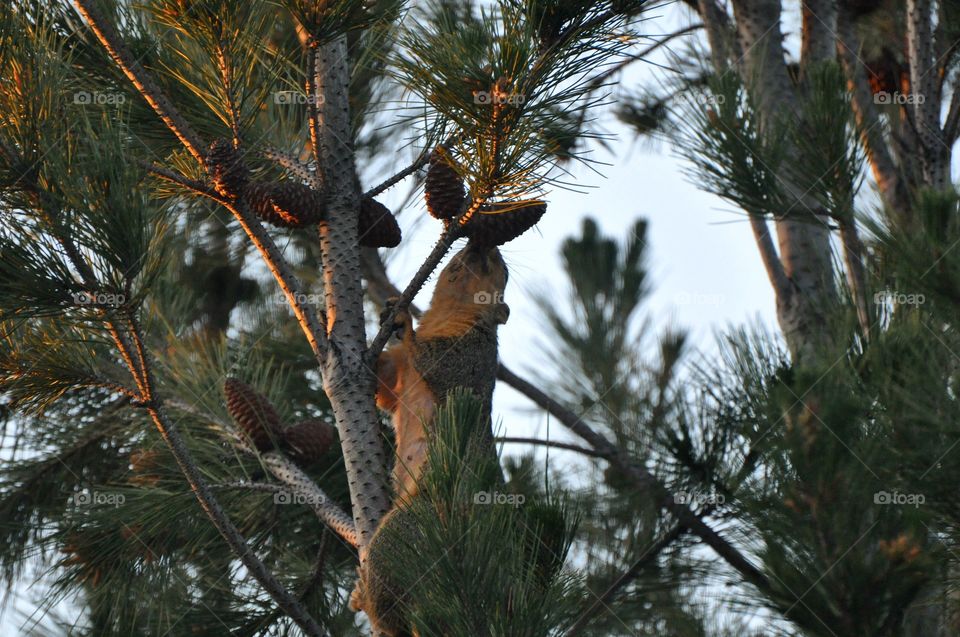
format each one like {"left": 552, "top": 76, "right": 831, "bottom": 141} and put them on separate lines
{"left": 582, "top": 0, "right": 960, "bottom": 633}
{"left": 0, "top": 1, "right": 657, "bottom": 635}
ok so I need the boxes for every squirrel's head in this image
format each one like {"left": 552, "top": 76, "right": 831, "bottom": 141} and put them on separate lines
{"left": 432, "top": 242, "right": 509, "bottom": 326}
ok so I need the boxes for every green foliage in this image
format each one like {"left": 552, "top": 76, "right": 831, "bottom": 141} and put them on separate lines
{"left": 784, "top": 64, "right": 864, "bottom": 224}
{"left": 394, "top": 0, "right": 645, "bottom": 199}
{"left": 676, "top": 72, "right": 789, "bottom": 219}
{"left": 369, "top": 391, "right": 581, "bottom": 636}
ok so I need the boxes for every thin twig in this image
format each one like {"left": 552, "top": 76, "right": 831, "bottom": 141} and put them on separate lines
{"left": 839, "top": 220, "right": 872, "bottom": 340}
{"left": 363, "top": 152, "right": 431, "bottom": 200}
{"left": 263, "top": 146, "right": 315, "bottom": 184}
{"left": 496, "top": 436, "right": 606, "bottom": 458}
{"left": 141, "top": 161, "right": 222, "bottom": 202}
{"left": 362, "top": 133, "right": 459, "bottom": 200}
{"left": 748, "top": 213, "right": 791, "bottom": 301}
{"left": 583, "top": 23, "right": 703, "bottom": 92}
{"left": 227, "top": 199, "right": 330, "bottom": 359}
{"left": 564, "top": 523, "right": 687, "bottom": 635}
{"left": 140, "top": 160, "right": 331, "bottom": 358}
{"left": 360, "top": 247, "right": 423, "bottom": 318}
{"left": 495, "top": 365, "right": 773, "bottom": 597}
{"left": 366, "top": 194, "right": 491, "bottom": 363}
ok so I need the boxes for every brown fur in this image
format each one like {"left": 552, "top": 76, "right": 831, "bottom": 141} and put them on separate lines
{"left": 375, "top": 244, "right": 508, "bottom": 504}
{"left": 351, "top": 243, "right": 509, "bottom": 636}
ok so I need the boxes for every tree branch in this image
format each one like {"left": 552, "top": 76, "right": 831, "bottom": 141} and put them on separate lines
{"left": 54, "top": 221, "right": 328, "bottom": 635}
{"left": 495, "top": 365, "right": 773, "bottom": 597}
{"left": 748, "top": 214, "right": 791, "bottom": 301}
{"left": 260, "top": 451, "right": 359, "bottom": 548}
{"left": 839, "top": 220, "right": 872, "bottom": 340}
{"left": 836, "top": 8, "right": 910, "bottom": 218}
{"left": 71, "top": 0, "right": 205, "bottom": 163}
{"left": 496, "top": 436, "right": 606, "bottom": 458}
{"left": 311, "top": 35, "right": 392, "bottom": 550}
{"left": 263, "top": 146, "right": 315, "bottom": 184}
{"left": 141, "top": 161, "right": 221, "bottom": 202}
{"left": 74, "top": 0, "right": 331, "bottom": 361}
{"left": 228, "top": 199, "right": 330, "bottom": 359}
{"left": 365, "top": 190, "right": 493, "bottom": 364}
{"left": 126, "top": 325, "right": 328, "bottom": 636}
{"left": 906, "top": 0, "right": 949, "bottom": 189}
{"left": 366, "top": 220, "right": 466, "bottom": 362}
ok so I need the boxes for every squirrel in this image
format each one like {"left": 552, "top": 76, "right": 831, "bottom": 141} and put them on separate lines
{"left": 374, "top": 241, "right": 509, "bottom": 504}
{"left": 350, "top": 241, "right": 510, "bottom": 637}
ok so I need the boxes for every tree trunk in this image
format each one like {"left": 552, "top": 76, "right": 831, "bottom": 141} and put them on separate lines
{"left": 730, "top": 0, "right": 838, "bottom": 364}
{"left": 312, "top": 36, "right": 391, "bottom": 552}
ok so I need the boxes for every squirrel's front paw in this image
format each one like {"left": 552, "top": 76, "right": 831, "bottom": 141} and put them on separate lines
{"left": 381, "top": 296, "right": 411, "bottom": 339}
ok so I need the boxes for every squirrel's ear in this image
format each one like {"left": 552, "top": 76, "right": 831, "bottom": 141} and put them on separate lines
{"left": 494, "top": 303, "right": 510, "bottom": 325}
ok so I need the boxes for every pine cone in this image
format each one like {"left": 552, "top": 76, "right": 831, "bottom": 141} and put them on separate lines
{"left": 464, "top": 200, "right": 547, "bottom": 248}
{"left": 359, "top": 197, "right": 402, "bottom": 247}
{"left": 283, "top": 419, "right": 336, "bottom": 464}
{"left": 205, "top": 139, "right": 249, "bottom": 198}
{"left": 424, "top": 149, "right": 465, "bottom": 220}
{"left": 129, "top": 449, "right": 161, "bottom": 487}
{"left": 224, "top": 378, "right": 283, "bottom": 451}
{"left": 247, "top": 182, "right": 326, "bottom": 228}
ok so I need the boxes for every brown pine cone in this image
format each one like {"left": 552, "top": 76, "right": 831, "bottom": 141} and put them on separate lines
{"left": 424, "top": 148, "right": 465, "bottom": 220}
{"left": 205, "top": 139, "right": 249, "bottom": 198}
{"left": 359, "top": 197, "right": 402, "bottom": 247}
{"left": 464, "top": 200, "right": 547, "bottom": 248}
{"left": 247, "top": 181, "right": 327, "bottom": 228}
{"left": 283, "top": 419, "right": 336, "bottom": 464}
{"left": 129, "top": 449, "right": 161, "bottom": 487}
{"left": 224, "top": 378, "right": 283, "bottom": 451}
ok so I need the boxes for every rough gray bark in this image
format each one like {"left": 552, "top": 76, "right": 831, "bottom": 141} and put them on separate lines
{"left": 906, "top": 0, "right": 950, "bottom": 190}
{"left": 311, "top": 37, "right": 391, "bottom": 551}
{"left": 800, "top": 0, "right": 837, "bottom": 72}
{"left": 262, "top": 452, "right": 359, "bottom": 548}
{"left": 836, "top": 6, "right": 911, "bottom": 219}
{"left": 729, "top": 0, "right": 837, "bottom": 363}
